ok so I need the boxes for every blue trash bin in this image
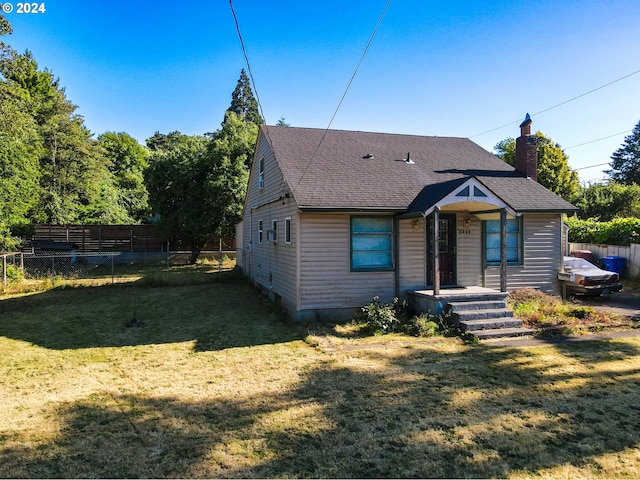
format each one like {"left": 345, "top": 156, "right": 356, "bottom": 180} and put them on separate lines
{"left": 603, "top": 256, "right": 625, "bottom": 274}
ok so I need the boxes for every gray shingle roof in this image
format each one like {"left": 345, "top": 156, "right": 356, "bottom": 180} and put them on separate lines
{"left": 261, "top": 125, "right": 576, "bottom": 213}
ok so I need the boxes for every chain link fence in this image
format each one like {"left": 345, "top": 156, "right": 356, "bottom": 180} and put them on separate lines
{"left": 1, "top": 251, "right": 234, "bottom": 286}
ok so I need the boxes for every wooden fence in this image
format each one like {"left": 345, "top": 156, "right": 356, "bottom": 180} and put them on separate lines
{"left": 568, "top": 242, "right": 640, "bottom": 278}
{"left": 28, "top": 224, "right": 235, "bottom": 253}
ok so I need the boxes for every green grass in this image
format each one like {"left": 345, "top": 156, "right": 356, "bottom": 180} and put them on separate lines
{"left": 2, "top": 266, "right": 640, "bottom": 478}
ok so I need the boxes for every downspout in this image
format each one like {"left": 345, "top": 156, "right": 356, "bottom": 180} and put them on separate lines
{"left": 433, "top": 207, "right": 440, "bottom": 295}
{"left": 394, "top": 217, "right": 400, "bottom": 299}
{"left": 500, "top": 208, "right": 507, "bottom": 292}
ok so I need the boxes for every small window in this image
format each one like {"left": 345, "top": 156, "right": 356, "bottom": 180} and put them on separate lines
{"left": 285, "top": 217, "right": 291, "bottom": 244}
{"left": 484, "top": 217, "right": 523, "bottom": 266}
{"left": 258, "top": 157, "right": 264, "bottom": 189}
{"left": 350, "top": 216, "right": 394, "bottom": 271}
{"left": 258, "top": 220, "right": 263, "bottom": 244}
{"left": 271, "top": 219, "right": 278, "bottom": 243}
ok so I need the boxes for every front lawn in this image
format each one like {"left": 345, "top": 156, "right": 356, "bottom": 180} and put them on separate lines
{"left": 2, "top": 265, "right": 640, "bottom": 478}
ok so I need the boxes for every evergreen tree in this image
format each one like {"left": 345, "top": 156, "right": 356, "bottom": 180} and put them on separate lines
{"left": 494, "top": 131, "right": 580, "bottom": 202}
{"left": 608, "top": 120, "right": 640, "bottom": 185}
{"left": 225, "top": 69, "right": 263, "bottom": 125}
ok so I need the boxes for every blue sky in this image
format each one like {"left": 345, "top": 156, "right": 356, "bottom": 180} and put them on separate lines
{"left": 3, "top": 0, "right": 640, "bottom": 182}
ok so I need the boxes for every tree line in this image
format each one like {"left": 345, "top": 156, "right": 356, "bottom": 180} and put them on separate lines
{"left": 0, "top": 16, "right": 262, "bottom": 260}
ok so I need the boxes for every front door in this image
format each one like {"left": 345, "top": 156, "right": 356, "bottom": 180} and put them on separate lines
{"left": 427, "top": 213, "right": 457, "bottom": 286}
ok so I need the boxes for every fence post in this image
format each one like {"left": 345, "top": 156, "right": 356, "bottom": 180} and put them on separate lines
{"left": 51, "top": 255, "right": 55, "bottom": 279}
{"left": 166, "top": 241, "right": 170, "bottom": 268}
{"left": 111, "top": 254, "right": 115, "bottom": 285}
{"left": 2, "top": 255, "right": 6, "bottom": 287}
{"left": 20, "top": 252, "right": 24, "bottom": 274}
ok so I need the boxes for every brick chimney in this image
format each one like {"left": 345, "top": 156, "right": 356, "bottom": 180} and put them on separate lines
{"left": 515, "top": 113, "right": 538, "bottom": 181}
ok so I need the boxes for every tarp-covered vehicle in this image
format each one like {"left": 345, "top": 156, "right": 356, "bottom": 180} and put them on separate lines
{"left": 559, "top": 256, "right": 623, "bottom": 296}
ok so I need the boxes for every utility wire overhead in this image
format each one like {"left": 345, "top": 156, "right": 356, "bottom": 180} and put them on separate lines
{"left": 564, "top": 130, "right": 631, "bottom": 150}
{"left": 469, "top": 68, "right": 640, "bottom": 139}
{"left": 295, "top": 0, "right": 392, "bottom": 189}
{"left": 229, "top": 0, "right": 267, "bottom": 124}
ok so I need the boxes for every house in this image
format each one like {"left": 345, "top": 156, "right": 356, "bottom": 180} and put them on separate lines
{"left": 236, "top": 116, "right": 577, "bottom": 326}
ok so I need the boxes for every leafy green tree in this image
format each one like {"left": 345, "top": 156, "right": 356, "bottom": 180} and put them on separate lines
{"left": 494, "top": 131, "right": 579, "bottom": 201}
{"left": 145, "top": 132, "right": 212, "bottom": 262}
{"left": 97, "top": 132, "right": 149, "bottom": 222}
{"left": 574, "top": 182, "right": 640, "bottom": 221}
{"left": 607, "top": 120, "right": 640, "bottom": 185}
{"left": 226, "top": 69, "right": 263, "bottom": 125}
{"left": 276, "top": 116, "right": 290, "bottom": 127}
{"left": 205, "top": 112, "right": 256, "bottom": 238}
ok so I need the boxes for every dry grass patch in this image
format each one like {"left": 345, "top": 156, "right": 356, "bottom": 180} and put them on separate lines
{"left": 508, "top": 288, "right": 636, "bottom": 333}
{"left": 2, "top": 269, "right": 640, "bottom": 477}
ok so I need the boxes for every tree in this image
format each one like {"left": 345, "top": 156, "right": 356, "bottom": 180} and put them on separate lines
{"left": 205, "top": 112, "right": 256, "bottom": 238}
{"left": 276, "top": 116, "right": 290, "bottom": 127}
{"left": 607, "top": 120, "right": 640, "bottom": 185}
{"left": 97, "top": 132, "right": 149, "bottom": 222}
{"left": 226, "top": 69, "right": 263, "bottom": 125}
{"left": 145, "top": 132, "right": 212, "bottom": 263}
{"left": 573, "top": 182, "right": 640, "bottom": 221}
{"left": 494, "top": 131, "right": 579, "bottom": 202}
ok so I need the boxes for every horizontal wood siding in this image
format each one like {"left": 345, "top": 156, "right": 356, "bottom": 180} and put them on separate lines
{"left": 398, "top": 217, "right": 425, "bottom": 292}
{"left": 484, "top": 213, "right": 562, "bottom": 294}
{"left": 242, "top": 134, "right": 298, "bottom": 313}
{"left": 456, "top": 215, "right": 483, "bottom": 287}
{"left": 299, "top": 213, "right": 395, "bottom": 310}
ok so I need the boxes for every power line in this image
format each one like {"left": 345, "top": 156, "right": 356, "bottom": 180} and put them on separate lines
{"left": 564, "top": 130, "right": 630, "bottom": 150}
{"left": 295, "top": 0, "right": 392, "bottom": 188}
{"left": 575, "top": 162, "right": 610, "bottom": 171}
{"left": 469, "top": 68, "right": 640, "bottom": 139}
{"left": 229, "top": 0, "right": 267, "bottom": 124}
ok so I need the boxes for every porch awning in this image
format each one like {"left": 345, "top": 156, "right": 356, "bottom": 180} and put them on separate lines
{"left": 406, "top": 176, "right": 517, "bottom": 219}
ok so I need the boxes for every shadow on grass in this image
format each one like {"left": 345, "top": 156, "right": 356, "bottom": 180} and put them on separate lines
{"left": 0, "top": 268, "right": 304, "bottom": 351}
{"left": 3, "top": 340, "right": 640, "bottom": 478}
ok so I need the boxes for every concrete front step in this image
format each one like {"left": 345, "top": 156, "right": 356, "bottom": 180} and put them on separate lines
{"left": 448, "top": 300, "right": 507, "bottom": 312}
{"left": 446, "top": 297, "right": 535, "bottom": 340}
{"left": 459, "top": 317, "right": 523, "bottom": 332}
{"left": 469, "top": 327, "right": 537, "bottom": 340}
{"left": 453, "top": 308, "right": 514, "bottom": 323}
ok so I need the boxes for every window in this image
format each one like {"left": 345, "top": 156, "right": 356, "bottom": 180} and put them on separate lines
{"left": 258, "top": 157, "right": 264, "bottom": 189}
{"left": 271, "top": 219, "right": 278, "bottom": 243}
{"left": 350, "top": 216, "right": 394, "bottom": 271}
{"left": 285, "top": 217, "right": 291, "bottom": 244}
{"left": 258, "top": 220, "right": 263, "bottom": 244}
{"left": 484, "top": 218, "right": 523, "bottom": 266}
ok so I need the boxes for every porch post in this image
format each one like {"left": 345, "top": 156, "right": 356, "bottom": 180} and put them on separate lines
{"left": 433, "top": 207, "right": 440, "bottom": 295}
{"left": 500, "top": 208, "right": 507, "bottom": 292}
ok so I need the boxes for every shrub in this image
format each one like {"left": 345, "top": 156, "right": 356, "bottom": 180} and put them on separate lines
{"left": 5, "top": 264, "right": 24, "bottom": 284}
{"left": 357, "top": 296, "right": 400, "bottom": 334}
{"left": 356, "top": 297, "right": 457, "bottom": 337}
{"left": 566, "top": 215, "right": 640, "bottom": 246}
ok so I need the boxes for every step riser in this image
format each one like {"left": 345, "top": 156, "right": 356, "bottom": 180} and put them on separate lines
{"left": 452, "top": 310, "right": 514, "bottom": 322}
{"left": 472, "top": 328, "right": 536, "bottom": 340}
{"left": 448, "top": 301, "right": 507, "bottom": 312}
{"left": 460, "top": 319, "right": 524, "bottom": 332}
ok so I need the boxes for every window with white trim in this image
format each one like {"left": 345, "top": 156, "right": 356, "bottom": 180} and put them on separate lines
{"left": 271, "top": 219, "right": 278, "bottom": 243}
{"left": 350, "top": 216, "right": 394, "bottom": 271}
{"left": 258, "top": 157, "right": 264, "bottom": 189}
{"left": 284, "top": 217, "right": 291, "bottom": 244}
{"left": 258, "top": 220, "right": 263, "bottom": 244}
{"left": 483, "top": 218, "right": 523, "bottom": 266}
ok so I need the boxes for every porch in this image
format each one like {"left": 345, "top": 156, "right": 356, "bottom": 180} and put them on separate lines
{"left": 407, "top": 286, "right": 508, "bottom": 316}
{"left": 406, "top": 287, "right": 535, "bottom": 340}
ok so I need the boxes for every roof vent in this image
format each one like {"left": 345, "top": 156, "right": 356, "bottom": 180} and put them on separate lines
{"left": 362, "top": 153, "right": 375, "bottom": 159}
{"left": 404, "top": 152, "right": 414, "bottom": 165}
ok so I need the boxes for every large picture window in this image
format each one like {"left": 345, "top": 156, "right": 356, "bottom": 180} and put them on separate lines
{"left": 484, "top": 218, "right": 523, "bottom": 266}
{"left": 351, "top": 216, "right": 394, "bottom": 271}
